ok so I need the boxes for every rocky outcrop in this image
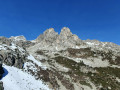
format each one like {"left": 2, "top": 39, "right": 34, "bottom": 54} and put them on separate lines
{"left": 0, "top": 37, "right": 11, "bottom": 46}
{"left": 0, "top": 41, "right": 28, "bottom": 69}
{"left": 13, "top": 40, "right": 35, "bottom": 48}
{"left": 56, "top": 27, "right": 84, "bottom": 47}
{"left": 0, "top": 82, "right": 4, "bottom": 90}
{"left": 0, "top": 49, "right": 27, "bottom": 69}
{"left": 84, "top": 39, "right": 120, "bottom": 51}
{"left": 36, "top": 28, "right": 58, "bottom": 44}
{"left": 10, "top": 36, "right": 34, "bottom": 48}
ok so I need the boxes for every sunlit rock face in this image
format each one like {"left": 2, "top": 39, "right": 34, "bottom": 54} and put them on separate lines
{"left": 56, "top": 27, "right": 83, "bottom": 47}
{"left": 36, "top": 27, "right": 84, "bottom": 50}
{"left": 36, "top": 28, "right": 58, "bottom": 43}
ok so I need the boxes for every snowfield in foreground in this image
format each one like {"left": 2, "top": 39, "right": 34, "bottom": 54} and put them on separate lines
{"left": 1, "top": 64, "right": 49, "bottom": 90}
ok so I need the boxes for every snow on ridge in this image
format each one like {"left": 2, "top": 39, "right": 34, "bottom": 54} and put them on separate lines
{"left": 10, "top": 35, "right": 26, "bottom": 41}
{"left": 0, "top": 43, "right": 25, "bottom": 54}
{"left": 86, "top": 42, "right": 100, "bottom": 46}
{"left": 1, "top": 64, "right": 49, "bottom": 90}
{"left": 27, "top": 54, "right": 47, "bottom": 70}
{"left": 0, "top": 44, "right": 7, "bottom": 50}
{"left": 10, "top": 43, "right": 17, "bottom": 50}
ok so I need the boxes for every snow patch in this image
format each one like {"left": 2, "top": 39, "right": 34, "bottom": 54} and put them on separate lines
{"left": 116, "top": 77, "right": 120, "bottom": 83}
{"left": 10, "top": 43, "right": 17, "bottom": 50}
{"left": 110, "top": 65, "right": 120, "bottom": 68}
{"left": 10, "top": 36, "right": 26, "bottom": 41}
{"left": 0, "top": 44, "right": 7, "bottom": 50}
{"left": 27, "top": 55, "right": 47, "bottom": 70}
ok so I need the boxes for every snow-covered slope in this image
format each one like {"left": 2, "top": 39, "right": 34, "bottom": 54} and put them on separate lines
{"left": 1, "top": 64, "right": 49, "bottom": 90}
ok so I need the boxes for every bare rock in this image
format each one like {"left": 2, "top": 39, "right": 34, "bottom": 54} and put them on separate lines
{"left": 36, "top": 28, "right": 58, "bottom": 44}
{"left": 0, "top": 37, "right": 11, "bottom": 46}
{"left": 56, "top": 27, "right": 84, "bottom": 48}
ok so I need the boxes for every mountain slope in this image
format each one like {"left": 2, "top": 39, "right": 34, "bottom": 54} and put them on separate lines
{"left": 0, "top": 27, "right": 120, "bottom": 90}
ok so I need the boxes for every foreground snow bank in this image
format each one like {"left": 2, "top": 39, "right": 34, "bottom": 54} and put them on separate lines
{"left": 1, "top": 64, "right": 49, "bottom": 90}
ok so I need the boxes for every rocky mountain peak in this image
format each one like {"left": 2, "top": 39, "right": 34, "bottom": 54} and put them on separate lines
{"left": 60, "top": 27, "right": 72, "bottom": 37}
{"left": 43, "top": 28, "right": 58, "bottom": 37}
{"left": 0, "top": 27, "right": 120, "bottom": 90}
{"left": 36, "top": 28, "right": 58, "bottom": 43}
{"left": 44, "top": 28, "right": 55, "bottom": 33}
{"left": 35, "top": 27, "right": 84, "bottom": 49}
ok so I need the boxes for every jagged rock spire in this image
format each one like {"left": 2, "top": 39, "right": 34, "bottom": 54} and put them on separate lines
{"left": 35, "top": 27, "right": 84, "bottom": 48}
{"left": 36, "top": 28, "right": 58, "bottom": 43}
{"left": 60, "top": 27, "right": 72, "bottom": 36}
{"left": 43, "top": 28, "right": 55, "bottom": 34}
{"left": 43, "top": 28, "right": 58, "bottom": 37}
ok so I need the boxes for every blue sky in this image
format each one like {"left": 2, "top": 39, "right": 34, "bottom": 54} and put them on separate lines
{"left": 0, "top": 0, "right": 120, "bottom": 44}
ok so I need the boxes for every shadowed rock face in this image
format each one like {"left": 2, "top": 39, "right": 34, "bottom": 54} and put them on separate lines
{"left": 0, "top": 55, "right": 4, "bottom": 79}
{"left": 0, "top": 49, "right": 27, "bottom": 69}
{"left": 0, "top": 37, "right": 28, "bottom": 69}
{"left": 0, "top": 65, "right": 4, "bottom": 79}
{"left": 0, "top": 55, "right": 4, "bottom": 90}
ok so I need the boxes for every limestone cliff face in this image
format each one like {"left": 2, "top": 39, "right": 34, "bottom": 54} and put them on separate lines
{"left": 36, "top": 27, "right": 84, "bottom": 50}
{"left": 56, "top": 27, "right": 83, "bottom": 47}
{"left": 36, "top": 28, "right": 58, "bottom": 44}
{"left": 36, "top": 27, "right": 120, "bottom": 51}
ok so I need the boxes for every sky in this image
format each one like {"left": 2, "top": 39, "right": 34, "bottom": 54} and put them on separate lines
{"left": 0, "top": 0, "right": 120, "bottom": 44}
